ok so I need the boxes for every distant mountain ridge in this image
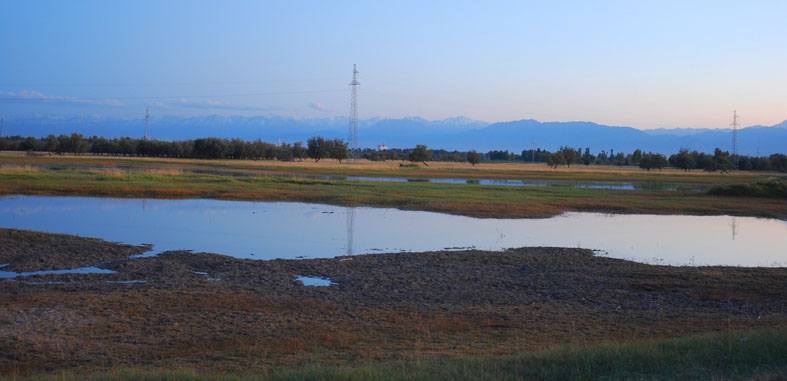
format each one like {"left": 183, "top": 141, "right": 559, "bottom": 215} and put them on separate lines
{"left": 3, "top": 115, "right": 785, "bottom": 156}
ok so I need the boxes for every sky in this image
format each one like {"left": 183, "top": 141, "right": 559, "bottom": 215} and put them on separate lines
{"left": 1, "top": 0, "right": 786, "bottom": 130}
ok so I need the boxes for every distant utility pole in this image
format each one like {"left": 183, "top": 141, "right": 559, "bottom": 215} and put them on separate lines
{"left": 0, "top": 116, "right": 4, "bottom": 138}
{"left": 731, "top": 110, "right": 739, "bottom": 169}
{"left": 348, "top": 64, "right": 360, "bottom": 163}
{"left": 531, "top": 137, "right": 535, "bottom": 163}
{"left": 144, "top": 106, "right": 150, "bottom": 141}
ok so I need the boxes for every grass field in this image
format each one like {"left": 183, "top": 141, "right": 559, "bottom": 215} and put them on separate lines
{"left": 1, "top": 154, "right": 786, "bottom": 218}
{"left": 7, "top": 329, "right": 786, "bottom": 380}
{"left": 3, "top": 151, "right": 784, "bottom": 183}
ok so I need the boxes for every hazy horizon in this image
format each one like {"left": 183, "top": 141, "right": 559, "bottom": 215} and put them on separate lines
{"left": 2, "top": 1, "right": 786, "bottom": 130}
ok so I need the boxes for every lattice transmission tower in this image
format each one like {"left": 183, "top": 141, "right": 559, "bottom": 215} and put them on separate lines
{"left": 348, "top": 64, "right": 360, "bottom": 163}
{"left": 144, "top": 106, "right": 150, "bottom": 141}
{"left": 731, "top": 110, "right": 739, "bottom": 169}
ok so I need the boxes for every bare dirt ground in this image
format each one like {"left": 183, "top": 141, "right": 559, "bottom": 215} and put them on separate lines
{"left": 1, "top": 228, "right": 785, "bottom": 374}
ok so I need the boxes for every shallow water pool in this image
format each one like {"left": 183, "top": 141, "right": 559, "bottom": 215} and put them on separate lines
{"left": 0, "top": 195, "right": 784, "bottom": 267}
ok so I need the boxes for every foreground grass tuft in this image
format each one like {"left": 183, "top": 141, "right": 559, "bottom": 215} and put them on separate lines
{"left": 8, "top": 328, "right": 787, "bottom": 380}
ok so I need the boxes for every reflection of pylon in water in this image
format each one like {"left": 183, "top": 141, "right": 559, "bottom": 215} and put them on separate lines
{"left": 142, "top": 199, "right": 147, "bottom": 212}
{"left": 731, "top": 216, "right": 738, "bottom": 240}
{"left": 346, "top": 207, "right": 355, "bottom": 255}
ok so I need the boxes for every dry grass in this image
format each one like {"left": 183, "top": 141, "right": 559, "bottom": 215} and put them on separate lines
{"left": 137, "top": 168, "right": 182, "bottom": 176}
{"left": 0, "top": 151, "right": 29, "bottom": 157}
{"left": 85, "top": 167, "right": 182, "bottom": 178}
{"left": 85, "top": 168, "right": 124, "bottom": 177}
{"left": 0, "top": 165, "right": 39, "bottom": 174}
{"left": 1, "top": 151, "right": 773, "bottom": 180}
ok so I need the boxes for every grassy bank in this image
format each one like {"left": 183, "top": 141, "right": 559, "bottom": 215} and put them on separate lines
{"left": 709, "top": 179, "right": 787, "bottom": 198}
{"left": 10, "top": 329, "right": 787, "bottom": 380}
{"left": 2, "top": 165, "right": 787, "bottom": 218}
{"left": 2, "top": 152, "right": 781, "bottom": 184}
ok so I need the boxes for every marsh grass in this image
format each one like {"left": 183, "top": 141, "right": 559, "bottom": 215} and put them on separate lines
{"left": 0, "top": 165, "right": 39, "bottom": 174}
{"left": 7, "top": 329, "right": 786, "bottom": 380}
{"left": 1, "top": 153, "right": 777, "bottom": 184}
{"left": 2, "top": 166, "right": 786, "bottom": 218}
{"left": 709, "top": 180, "right": 787, "bottom": 198}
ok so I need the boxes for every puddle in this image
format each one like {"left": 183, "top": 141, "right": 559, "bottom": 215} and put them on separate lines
{"left": 295, "top": 276, "right": 336, "bottom": 286}
{"left": 193, "top": 271, "right": 221, "bottom": 281}
{"left": 105, "top": 280, "right": 147, "bottom": 284}
{"left": 313, "top": 175, "right": 709, "bottom": 191}
{"left": 0, "top": 265, "right": 116, "bottom": 279}
{"left": 1, "top": 196, "right": 785, "bottom": 267}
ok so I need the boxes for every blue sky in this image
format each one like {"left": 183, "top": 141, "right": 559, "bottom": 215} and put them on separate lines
{"left": 1, "top": 0, "right": 785, "bottom": 129}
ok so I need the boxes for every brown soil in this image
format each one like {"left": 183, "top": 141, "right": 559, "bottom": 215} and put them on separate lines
{"left": 0, "top": 228, "right": 785, "bottom": 374}
{"left": 0, "top": 228, "right": 150, "bottom": 272}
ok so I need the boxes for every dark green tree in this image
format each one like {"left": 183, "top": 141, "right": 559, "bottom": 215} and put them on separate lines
{"left": 45, "top": 134, "right": 59, "bottom": 153}
{"left": 548, "top": 151, "right": 566, "bottom": 168}
{"left": 632, "top": 149, "right": 642, "bottom": 165}
{"left": 71, "top": 133, "right": 89, "bottom": 155}
{"left": 328, "top": 139, "right": 348, "bottom": 163}
{"left": 292, "top": 142, "right": 307, "bottom": 161}
{"left": 674, "top": 149, "right": 695, "bottom": 172}
{"left": 192, "top": 138, "right": 227, "bottom": 159}
{"left": 276, "top": 144, "right": 294, "bottom": 161}
{"left": 307, "top": 137, "right": 329, "bottom": 162}
{"left": 581, "top": 148, "right": 594, "bottom": 166}
{"left": 467, "top": 150, "right": 482, "bottom": 166}
{"left": 560, "top": 147, "right": 576, "bottom": 167}
{"left": 20, "top": 137, "right": 39, "bottom": 151}
{"left": 408, "top": 145, "right": 433, "bottom": 166}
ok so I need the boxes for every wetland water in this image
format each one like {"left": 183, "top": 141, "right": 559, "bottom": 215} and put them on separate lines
{"left": 1, "top": 195, "right": 785, "bottom": 267}
{"left": 344, "top": 178, "right": 711, "bottom": 191}
{"left": 277, "top": 174, "right": 711, "bottom": 191}
{"left": 13, "top": 164, "right": 708, "bottom": 191}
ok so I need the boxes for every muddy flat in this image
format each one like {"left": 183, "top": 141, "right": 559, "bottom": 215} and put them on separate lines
{"left": 1, "top": 228, "right": 785, "bottom": 373}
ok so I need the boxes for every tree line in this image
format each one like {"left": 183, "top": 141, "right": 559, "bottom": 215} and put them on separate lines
{"left": 0, "top": 134, "right": 350, "bottom": 162}
{"left": 0, "top": 133, "right": 784, "bottom": 172}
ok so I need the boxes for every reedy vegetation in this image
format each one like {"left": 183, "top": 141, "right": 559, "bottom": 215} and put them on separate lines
{"left": 1, "top": 163, "right": 786, "bottom": 218}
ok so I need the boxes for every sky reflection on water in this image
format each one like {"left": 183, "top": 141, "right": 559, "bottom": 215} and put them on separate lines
{"left": 0, "top": 195, "right": 784, "bottom": 267}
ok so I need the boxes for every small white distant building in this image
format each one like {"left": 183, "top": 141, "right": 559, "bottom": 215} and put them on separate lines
{"left": 377, "top": 144, "right": 389, "bottom": 151}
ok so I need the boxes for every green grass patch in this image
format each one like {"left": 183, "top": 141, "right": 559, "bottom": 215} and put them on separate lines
{"left": 8, "top": 329, "right": 787, "bottom": 380}
{"left": 2, "top": 167, "right": 787, "bottom": 218}
{"left": 708, "top": 180, "right": 787, "bottom": 199}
